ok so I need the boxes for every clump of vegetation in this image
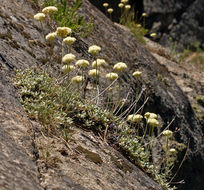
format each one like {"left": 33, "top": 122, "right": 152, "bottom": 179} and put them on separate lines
{"left": 34, "top": 0, "right": 94, "bottom": 37}
{"left": 169, "top": 38, "right": 204, "bottom": 69}
{"left": 102, "top": 0, "right": 149, "bottom": 43}
{"left": 14, "top": 2, "right": 185, "bottom": 190}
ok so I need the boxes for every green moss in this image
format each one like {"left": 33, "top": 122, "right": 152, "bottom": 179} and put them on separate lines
{"left": 76, "top": 145, "right": 103, "bottom": 165}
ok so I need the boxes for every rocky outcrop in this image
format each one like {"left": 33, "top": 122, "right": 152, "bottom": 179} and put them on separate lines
{"left": 143, "top": 0, "right": 204, "bottom": 49}
{"left": 0, "top": 0, "right": 163, "bottom": 189}
{"left": 89, "top": 0, "right": 204, "bottom": 49}
{"left": 0, "top": 0, "right": 203, "bottom": 190}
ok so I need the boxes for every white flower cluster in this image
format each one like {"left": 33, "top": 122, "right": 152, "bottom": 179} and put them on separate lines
{"left": 62, "top": 54, "right": 76, "bottom": 64}
{"left": 127, "top": 114, "right": 143, "bottom": 123}
{"left": 45, "top": 32, "right": 57, "bottom": 41}
{"left": 92, "top": 59, "right": 105, "bottom": 68}
{"left": 88, "top": 45, "right": 101, "bottom": 55}
{"left": 56, "top": 27, "right": 72, "bottom": 38}
{"left": 71, "top": 76, "right": 84, "bottom": 84}
{"left": 34, "top": 13, "right": 45, "bottom": 21}
{"left": 75, "top": 59, "right": 90, "bottom": 68}
{"left": 113, "top": 62, "right": 127, "bottom": 72}
{"left": 88, "top": 69, "right": 100, "bottom": 77}
{"left": 162, "top": 130, "right": 173, "bottom": 138}
{"left": 63, "top": 36, "right": 76, "bottom": 45}
{"left": 42, "top": 6, "right": 58, "bottom": 14}
{"left": 106, "top": 72, "right": 118, "bottom": 81}
{"left": 133, "top": 71, "right": 142, "bottom": 78}
{"left": 103, "top": 3, "right": 109, "bottom": 8}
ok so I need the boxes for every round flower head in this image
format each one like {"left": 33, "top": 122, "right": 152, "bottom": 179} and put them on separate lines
{"left": 62, "top": 65, "right": 75, "bottom": 73}
{"left": 63, "top": 36, "right": 76, "bottom": 45}
{"left": 45, "top": 32, "right": 57, "bottom": 41}
{"left": 144, "top": 112, "right": 150, "bottom": 118}
{"left": 142, "top": 13, "right": 147, "bottom": 17}
{"left": 34, "top": 13, "right": 45, "bottom": 21}
{"left": 133, "top": 71, "right": 142, "bottom": 78}
{"left": 121, "top": 0, "right": 129, "bottom": 3}
{"left": 75, "top": 59, "right": 89, "bottom": 68}
{"left": 62, "top": 53, "right": 75, "bottom": 64}
{"left": 149, "top": 113, "right": 157, "bottom": 119}
{"left": 113, "top": 62, "right": 127, "bottom": 72}
{"left": 92, "top": 59, "right": 105, "bottom": 68}
{"left": 42, "top": 6, "right": 58, "bottom": 14}
{"left": 88, "top": 69, "right": 100, "bottom": 77}
{"left": 106, "top": 72, "right": 118, "bottom": 81}
{"left": 88, "top": 45, "right": 101, "bottom": 55}
{"left": 127, "top": 114, "right": 143, "bottom": 123}
{"left": 103, "top": 3, "right": 109, "bottom": 8}
{"left": 125, "top": 5, "right": 131, "bottom": 10}
{"left": 162, "top": 130, "right": 173, "bottom": 138}
{"left": 118, "top": 3, "right": 124, "bottom": 8}
{"left": 169, "top": 148, "right": 177, "bottom": 154}
{"left": 71, "top": 75, "right": 84, "bottom": 84}
{"left": 150, "top": 33, "right": 156, "bottom": 38}
{"left": 144, "top": 112, "right": 157, "bottom": 119}
{"left": 56, "top": 27, "right": 72, "bottom": 38}
{"left": 147, "top": 118, "right": 159, "bottom": 127}
{"left": 107, "top": 8, "right": 114, "bottom": 14}
{"left": 136, "top": 24, "right": 141, "bottom": 28}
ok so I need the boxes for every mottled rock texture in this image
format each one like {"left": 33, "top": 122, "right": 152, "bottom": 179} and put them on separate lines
{"left": 89, "top": 0, "right": 204, "bottom": 49}
{"left": 0, "top": 0, "right": 203, "bottom": 190}
{"left": 143, "top": 0, "right": 204, "bottom": 49}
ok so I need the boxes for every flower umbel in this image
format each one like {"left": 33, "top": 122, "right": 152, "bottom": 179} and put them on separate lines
{"left": 162, "top": 130, "right": 173, "bottom": 138}
{"left": 62, "top": 54, "right": 76, "bottom": 64}
{"left": 118, "top": 3, "right": 124, "bottom": 8}
{"left": 103, "top": 3, "right": 109, "bottom": 8}
{"left": 150, "top": 33, "right": 157, "bottom": 38}
{"left": 45, "top": 32, "right": 57, "bottom": 41}
{"left": 56, "top": 27, "right": 72, "bottom": 38}
{"left": 42, "top": 6, "right": 58, "bottom": 14}
{"left": 113, "top": 62, "right": 127, "bottom": 72}
{"left": 147, "top": 118, "right": 159, "bottom": 127}
{"left": 127, "top": 114, "right": 143, "bottom": 123}
{"left": 88, "top": 69, "right": 100, "bottom": 77}
{"left": 34, "top": 13, "right": 45, "bottom": 21}
{"left": 75, "top": 59, "right": 90, "bottom": 68}
{"left": 125, "top": 5, "right": 131, "bottom": 10}
{"left": 63, "top": 36, "right": 76, "bottom": 45}
{"left": 92, "top": 59, "right": 106, "bottom": 68}
{"left": 106, "top": 72, "right": 118, "bottom": 81}
{"left": 133, "top": 71, "right": 142, "bottom": 78}
{"left": 71, "top": 76, "right": 84, "bottom": 84}
{"left": 107, "top": 8, "right": 114, "bottom": 14}
{"left": 88, "top": 45, "right": 101, "bottom": 55}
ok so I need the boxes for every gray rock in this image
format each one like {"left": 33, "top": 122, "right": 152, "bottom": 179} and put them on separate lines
{"left": 143, "top": 0, "right": 204, "bottom": 49}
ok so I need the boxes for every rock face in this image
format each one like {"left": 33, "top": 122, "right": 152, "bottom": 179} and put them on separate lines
{"left": 0, "top": 0, "right": 163, "bottom": 189}
{"left": 0, "top": 0, "right": 203, "bottom": 190}
{"left": 89, "top": 0, "right": 204, "bottom": 49}
{"left": 143, "top": 0, "right": 204, "bottom": 49}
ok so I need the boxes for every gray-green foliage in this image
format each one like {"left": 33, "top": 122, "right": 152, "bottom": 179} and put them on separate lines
{"left": 37, "top": 0, "right": 94, "bottom": 37}
{"left": 15, "top": 68, "right": 176, "bottom": 190}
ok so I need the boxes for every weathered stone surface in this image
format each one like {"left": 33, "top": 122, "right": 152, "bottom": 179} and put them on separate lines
{"left": 80, "top": 2, "right": 204, "bottom": 190}
{"left": 89, "top": 0, "right": 204, "bottom": 49}
{"left": 0, "top": 0, "right": 203, "bottom": 190}
{"left": 0, "top": 0, "right": 163, "bottom": 189}
{"left": 143, "top": 0, "right": 204, "bottom": 49}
